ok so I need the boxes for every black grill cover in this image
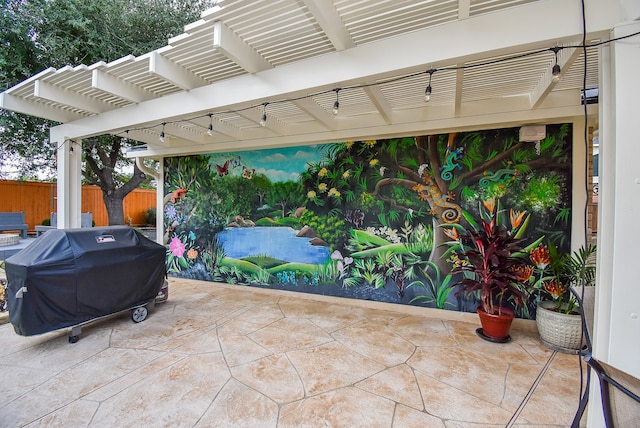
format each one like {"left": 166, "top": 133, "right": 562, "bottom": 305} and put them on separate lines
{"left": 5, "top": 226, "right": 166, "bottom": 336}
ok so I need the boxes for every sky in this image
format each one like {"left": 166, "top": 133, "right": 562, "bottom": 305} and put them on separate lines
{"left": 207, "top": 145, "right": 324, "bottom": 183}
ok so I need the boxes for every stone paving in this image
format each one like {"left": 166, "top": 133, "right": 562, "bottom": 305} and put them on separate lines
{"left": 0, "top": 277, "right": 586, "bottom": 427}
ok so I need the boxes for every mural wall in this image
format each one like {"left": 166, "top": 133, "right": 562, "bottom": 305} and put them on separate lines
{"left": 163, "top": 124, "right": 573, "bottom": 318}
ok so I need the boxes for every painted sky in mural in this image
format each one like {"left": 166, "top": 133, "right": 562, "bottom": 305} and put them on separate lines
{"left": 208, "top": 145, "right": 320, "bottom": 183}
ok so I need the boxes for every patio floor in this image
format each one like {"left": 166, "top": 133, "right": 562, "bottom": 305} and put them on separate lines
{"left": 0, "top": 277, "right": 587, "bottom": 427}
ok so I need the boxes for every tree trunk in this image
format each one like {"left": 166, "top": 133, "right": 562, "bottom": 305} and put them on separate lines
{"left": 103, "top": 192, "right": 126, "bottom": 225}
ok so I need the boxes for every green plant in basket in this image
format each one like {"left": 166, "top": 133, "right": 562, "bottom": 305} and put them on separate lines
{"left": 530, "top": 242, "right": 597, "bottom": 314}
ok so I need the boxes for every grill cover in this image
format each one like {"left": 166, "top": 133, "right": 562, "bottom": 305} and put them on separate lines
{"left": 6, "top": 226, "right": 165, "bottom": 336}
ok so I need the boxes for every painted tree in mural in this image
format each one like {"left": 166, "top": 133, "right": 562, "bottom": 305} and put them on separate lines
{"left": 299, "top": 124, "right": 572, "bottom": 304}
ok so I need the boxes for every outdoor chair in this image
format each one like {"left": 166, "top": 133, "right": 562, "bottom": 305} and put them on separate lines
{"left": 35, "top": 212, "right": 93, "bottom": 236}
{"left": 570, "top": 286, "right": 640, "bottom": 427}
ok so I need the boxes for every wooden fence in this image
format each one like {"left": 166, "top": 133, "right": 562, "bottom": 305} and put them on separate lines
{"left": 0, "top": 180, "right": 156, "bottom": 231}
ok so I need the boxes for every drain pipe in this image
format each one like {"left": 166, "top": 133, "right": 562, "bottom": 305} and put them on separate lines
{"left": 135, "top": 157, "right": 159, "bottom": 180}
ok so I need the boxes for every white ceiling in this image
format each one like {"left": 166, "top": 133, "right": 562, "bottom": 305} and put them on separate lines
{"left": 0, "top": 0, "right": 617, "bottom": 157}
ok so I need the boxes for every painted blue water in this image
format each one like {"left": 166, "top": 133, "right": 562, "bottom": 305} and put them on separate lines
{"left": 216, "top": 226, "right": 330, "bottom": 264}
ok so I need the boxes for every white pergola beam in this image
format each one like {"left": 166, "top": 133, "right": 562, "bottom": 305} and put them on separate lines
{"left": 530, "top": 45, "right": 582, "bottom": 109}
{"left": 0, "top": 93, "right": 82, "bottom": 123}
{"left": 237, "top": 107, "right": 288, "bottom": 135}
{"left": 129, "top": 90, "right": 592, "bottom": 158}
{"left": 213, "top": 21, "right": 272, "bottom": 73}
{"left": 454, "top": 67, "right": 465, "bottom": 116}
{"left": 196, "top": 116, "right": 244, "bottom": 140}
{"left": 91, "top": 69, "right": 155, "bottom": 103}
{"left": 51, "top": 0, "right": 616, "bottom": 143}
{"left": 149, "top": 51, "right": 209, "bottom": 90}
{"left": 294, "top": 97, "right": 336, "bottom": 129}
{"left": 364, "top": 86, "right": 392, "bottom": 124}
{"left": 34, "top": 80, "right": 110, "bottom": 114}
{"left": 301, "top": 0, "right": 355, "bottom": 51}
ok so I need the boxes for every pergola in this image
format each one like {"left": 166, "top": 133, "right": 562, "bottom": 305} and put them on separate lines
{"left": 2, "top": 0, "right": 639, "bottom": 423}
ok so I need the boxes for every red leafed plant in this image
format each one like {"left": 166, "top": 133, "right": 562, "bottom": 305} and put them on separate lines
{"left": 444, "top": 199, "right": 536, "bottom": 315}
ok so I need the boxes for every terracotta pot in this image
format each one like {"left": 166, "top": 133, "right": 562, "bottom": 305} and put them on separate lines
{"left": 477, "top": 306, "right": 515, "bottom": 341}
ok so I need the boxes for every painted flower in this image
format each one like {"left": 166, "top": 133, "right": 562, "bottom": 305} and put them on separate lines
{"left": 318, "top": 167, "right": 328, "bottom": 177}
{"left": 530, "top": 244, "right": 551, "bottom": 270}
{"left": 443, "top": 227, "right": 459, "bottom": 241}
{"left": 318, "top": 183, "right": 328, "bottom": 192}
{"left": 369, "top": 159, "right": 379, "bottom": 166}
{"left": 512, "top": 265, "right": 534, "bottom": 282}
{"left": 345, "top": 141, "right": 354, "bottom": 148}
{"left": 307, "top": 190, "right": 317, "bottom": 199}
{"left": 510, "top": 209, "right": 526, "bottom": 229}
{"left": 187, "top": 248, "right": 198, "bottom": 259}
{"left": 483, "top": 198, "right": 496, "bottom": 213}
{"left": 342, "top": 170, "right": 350, "bottom": 179}
{"left": 165, "top": 205, "right": 177, "bottom": 220}
{"left": 364, "top": 140, "right": 377, "bottom": 147}
{"left": 169, "top": 237, "right": 185, "bottom": 258}
{"left": 328, "top": 187, "right": 341, "bottom": 198}
{"left": 379, "top": 166, "right": 386, "bottom": 176}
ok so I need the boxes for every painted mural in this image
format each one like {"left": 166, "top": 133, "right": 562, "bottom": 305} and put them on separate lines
{"left": 163, "top": 124, "right": 572, "bottom": 318}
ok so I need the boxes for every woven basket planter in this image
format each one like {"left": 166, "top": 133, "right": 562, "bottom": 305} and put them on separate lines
{"left": 536, "top": 300, "right": 583, "bottom": 353}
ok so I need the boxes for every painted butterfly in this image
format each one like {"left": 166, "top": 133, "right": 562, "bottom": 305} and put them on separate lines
{"left": 216, "top": 160, "right": 229, "bottom": 176}
{"left": 242, "top": 166, "right": 255, "bottom": 179}
{"left": 231, "top": 156, "right": 241, "bottom": 168}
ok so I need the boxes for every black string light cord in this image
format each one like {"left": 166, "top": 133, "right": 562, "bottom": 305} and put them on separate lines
{"left": 112, "top": 30, "right": 640, "bottom": 140}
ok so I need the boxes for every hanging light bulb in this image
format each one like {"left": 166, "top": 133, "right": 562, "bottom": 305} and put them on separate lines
{"left": 332, "top": 88, "right": 341, "bottom": 115}
{"left": 207, "top": 114, "right": 214, "bottom": 136}
{"left": 551, "top": 47, "right": 561, "bottom": 83}
{"left": 260, "top": 103, "right": 268, "bottom": 127}
{"left": 123, "top": 130, "right": 130, "bottom": 144}
{"left": 424, "top": 69, "right": 435, "bottom": 102}
{"left": 159, "top": 122, "right": 166, "bottom": 143}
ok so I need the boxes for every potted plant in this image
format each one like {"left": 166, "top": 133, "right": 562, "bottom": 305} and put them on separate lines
{"left": 444, "top": 199, "right": 536, "bottom": 342}
{"left": 530, "top": 242, "right": 597, "bottom": 352}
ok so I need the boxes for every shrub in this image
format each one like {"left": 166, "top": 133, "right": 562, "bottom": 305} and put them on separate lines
{"left": 144, "top": 207, "right": 157, "bottom": 225}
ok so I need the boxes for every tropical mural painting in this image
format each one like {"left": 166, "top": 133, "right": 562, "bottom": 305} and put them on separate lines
{"left": 163, "top": 124, "right": 572, "bottom": 319}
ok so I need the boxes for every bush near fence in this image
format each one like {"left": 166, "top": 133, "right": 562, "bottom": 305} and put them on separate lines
{"left": 0, "top": 180, "right": 156, "bottom": 231}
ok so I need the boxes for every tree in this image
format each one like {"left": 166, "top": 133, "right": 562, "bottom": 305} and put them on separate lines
{"left": 268, "top": 181, "right": 305, "bottom": 218}
{"left": 0, "top": 0, "right": 216, "bottom": 223}
{"left": 300, "top": 126, "right": 573, "bottom": 272}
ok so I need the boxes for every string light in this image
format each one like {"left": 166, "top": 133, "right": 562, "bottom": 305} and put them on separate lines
{"left": 159, "top": 122, "right": 166, "bottom": 143}
{"left": 551, "top": 47, "right": 562, "bottom": 83}
{"left": 260, "top": 103, "right": 268, "bottom": 127}
{"left": 207, "top": 113, "right": 214, "bottom": 136}
{"left": 123, "top": 130, "right": 129, "bottom": 144}
{"left": 424, "top": 69, "right": 435, "bottom": 102}
{"left": 332, "top": 88, "right": 341, "bottom": 115}
{"left": 112, "top": 33, "right": 640, "bottom": 142}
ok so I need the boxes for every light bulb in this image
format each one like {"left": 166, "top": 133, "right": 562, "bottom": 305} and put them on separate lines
{"left": 552, "top": 64, "right": 561, "bottom": 82}
{"left": 424, "top": 85, "right": 432, "bottom": 102}
{"left": 260, "top": 113, "right": 267, "bottom": 127}
{"left": 332, "top": 100, "right": 339, "bottom": 115}
{"left": 159, "top": 132, "right": 165, "bottom": 143}
{"left": 207, "top": 114, "right": 213, "bottom": 135}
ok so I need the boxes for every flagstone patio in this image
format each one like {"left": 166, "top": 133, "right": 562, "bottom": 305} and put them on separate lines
{"left": 0, "top": 277, "right": 586, "bottom": 427}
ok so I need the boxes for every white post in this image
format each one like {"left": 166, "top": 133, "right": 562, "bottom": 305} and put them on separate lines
{"left": 156, "top": 159, "right": 164, "bottom": 243}
{"left": 588, "top": 19, "right": 640, "bottom": 427}
{"left": 56, "top": 138, "right": 82, "bottom": 228}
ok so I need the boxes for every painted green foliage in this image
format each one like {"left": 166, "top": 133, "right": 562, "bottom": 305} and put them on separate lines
{"left": 163, "top": 124, "right": 572, "bottom": 316}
